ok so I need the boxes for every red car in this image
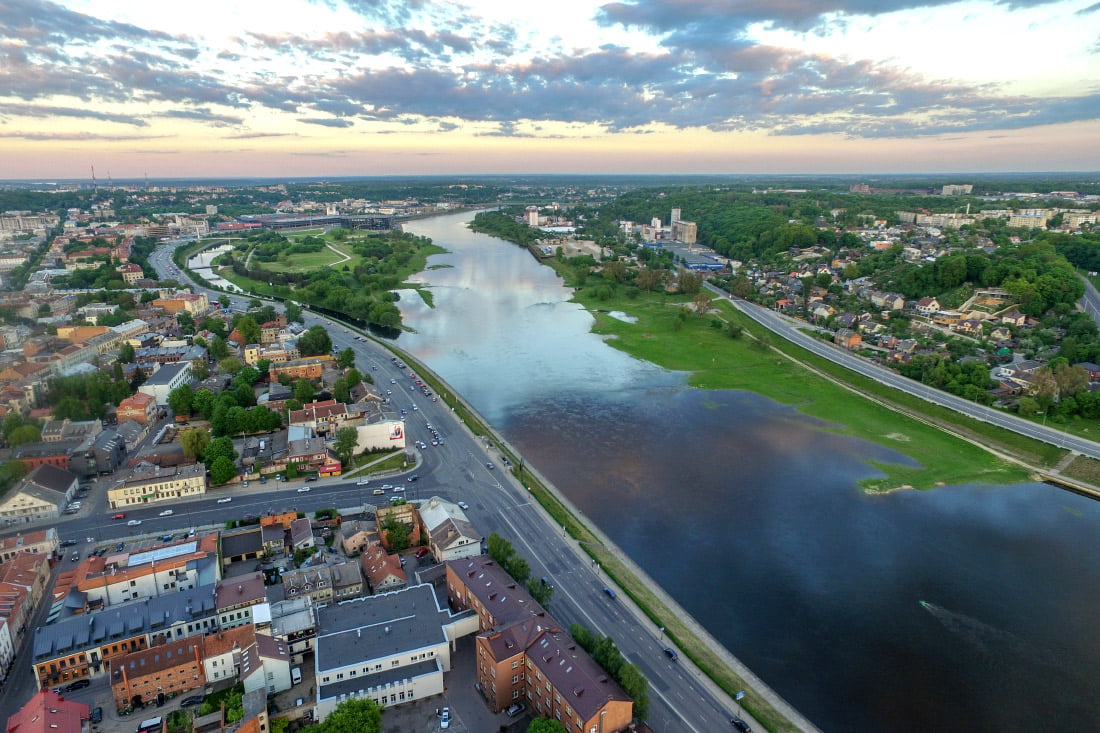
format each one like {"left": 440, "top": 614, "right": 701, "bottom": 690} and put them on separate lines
{"left": 111, "top": 512, "right": 126, "bottom": 520}
{"left": 415, "top": 547, "right": 430, "bottom": 559}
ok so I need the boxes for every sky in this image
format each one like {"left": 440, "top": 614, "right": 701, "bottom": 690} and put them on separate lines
{"left": 1, "top": 0, "right": 1098, "bottom": 179}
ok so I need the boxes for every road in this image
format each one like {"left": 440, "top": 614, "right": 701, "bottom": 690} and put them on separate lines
{"left": 707, "top": 282, "right": 1100, "bottom": 461}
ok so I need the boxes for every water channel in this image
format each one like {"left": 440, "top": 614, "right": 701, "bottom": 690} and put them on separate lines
{"left": 397, "top": 211, "right": 1100, "bottom": 732}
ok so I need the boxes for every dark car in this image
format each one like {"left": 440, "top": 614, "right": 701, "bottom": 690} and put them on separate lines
{"left": 663, "top": 647, "right": 678, "bottom": 661}
{"left": 90, "top": 707, "right": 102, "bottom": 724}
{"left": 407, "top": 475, "right": 419, "bottom": 482}
{"left": 603, "top": 586, "right": 617, "bottom": 599}
{"left": 60, "top": 539, "right": 77, "bottom": 547}
{"left": 179, "top": 696, "right": 204, "bottom": 708}
{"left": 731, "top": 716, "right": 752, "bottom": 732}
{"left": 116, "top": 542, "right": 125, "bottom": 552}
{"left": 65, "top": 678, "right": 90, "bottom": 692}
{"left": 305, "top": 476, "right": 318, "bottom": 482}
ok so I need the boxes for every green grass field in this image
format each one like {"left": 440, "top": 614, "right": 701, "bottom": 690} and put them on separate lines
{"left": 580, "top": 291, "right": 1034, "bottom": 491}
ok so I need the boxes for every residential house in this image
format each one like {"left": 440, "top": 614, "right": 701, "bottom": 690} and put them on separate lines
{"left": 359, "top": 545, "right": 407, "bottom": 595}
{"left": 215, "top": 572, "right": 268, "bottom": 631}
{"left": 110, "top": 639, "right": 204, "bottom": 709}
{"left": 0, "top": 529, "right": 59, "bottom": 563}
{"left": 915, "top": 297, "right": 941, "bottom": 315}
{"left": 288, "top": 518, "right": 314, "bottom": 552}
{"left": 419, "top": 498, "right": 481, "bottom": 563}
{"left": 329, "top": 562, "right": 364, "bottom": 601}
{"left": 240, "top": 634, "right": 292, "bottom": 697}
{"left": 136, "top": 361, "right": 192, "bottom": 405}
{"left": 116, "top": 392, "right": 158, "bottom": 425}
{"left": 202, "top": 624, "right": 257, "bottom": 685}
{"left": 220, "top": 527, "right": 264, "bottom": 567}
{"left": 281, "top": 566, "right": 333, "bottom": 606}
{"left": 0, "top": 465, "right": 78, "bottom": 525}
{"left": 834, "top": 329, "right": 862, "bottom": 350}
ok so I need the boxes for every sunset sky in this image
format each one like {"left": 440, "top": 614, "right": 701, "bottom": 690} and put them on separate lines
{"left": 1, "top": 0, "right": 1098, "bottom": 179}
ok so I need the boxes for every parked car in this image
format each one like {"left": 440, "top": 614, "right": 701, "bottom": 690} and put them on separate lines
{"left": 64, "top": 679, "right": 90, "bottom": 692}
{"left": 439, "top": 707, "right": 450, "bottom": 729}
{"left": 90, "top": 707, "right": 103, "bottom": 724}
{"left": 127, "top": 519, "right": 142, "bottom": 526}
{"left": 415, "top": 547, "right": 430, "bottom": 558}
{"left": 60, "top": 539, "right": 77, "bottom": 547}
{"left": 217, "top": 497, "right": 232, "bottom": 503}
{"left": 457, "top": 501, "right": 469, "bottom": 510}
{"left": 486, "top": 462, "right": 494, "bottom": 469}
{"left": 603, "top": 586, "right": 617, "bottom": 599}
{"left": 116, "top": 542, "right": 125, "bottom": 552}
{"left": 179, "top": 696, "right": 204, "bottom": 708}
{"left": 505, "top": 702, "right": 526, "bottom": 717}
{"left": 731, "top": 716, "right": 752, "bottom": 732}
{"left": 306, "top": 476, "right": 318, "bottom": 482}
{"left": 70, "top": 552, "right": 79, "bottom": 562}
{"left": 111, "top": 513, "right": 126, "bottom": 520}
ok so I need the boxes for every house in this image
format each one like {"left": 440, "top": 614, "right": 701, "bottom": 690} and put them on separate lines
{"left": 915, "top": 297, "right": 941, "bottom": 315}
{"left": 312, "top": 584, "right": 476, "bottom": 722}
{"left": 329, "top": 562, "right": 364, "bottom": 601}
{"left": 215, "top": 572, "right": 268, "bottom": 631}
{"left": 281, "top": 566, "right": 333, "bottom": 606}
{"left": 0, "top": 529, "right": 59, "bottom": 563}
{"left": 288, "top": 518, "right": 314, "bottom": 551}
{"left": 1075, "top": 363, "right": 1100, "bottom": 382}
{"left": 339, "top": 519, "right": 377, "bottom": 556}
{"left": 6, "top": 690, "right": 89, "bottom": 733}
{"left": 240, "top": 634, "right": 292, "bottom": 697}
{"left": 107, "top": 461, "right": 205, "bottom": 509}
{"left": 202, "top": 623, "right": 257, "bottom": 684}
{"left": 419, "top": 497, "right": 482, "bottom": 563}
{"left": 116, "top": 391, "right": 158, "bottom": 425}
{"left": 359, "top": 545, "right": 406, "bottom": 594}
{"left": 261, "top": 524, "right": 286, "bottom": 555}
{"left": 834, "top": 329, "right": 862, "bottom": 350}
{"left": 265, "top": 597, "right": 317, "bottom": 664}
{"left": 220, "top": 527, "right": 264, "bottom": 567}
{"left": 0, "top": 464, "right": 78, "bottom": 525}
{"left": 110, "top": 639, "right": 205, "bottom": 709}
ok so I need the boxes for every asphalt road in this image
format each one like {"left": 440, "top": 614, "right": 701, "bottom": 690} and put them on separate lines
{"left": 707, "top": 282, "right": 1100, "bottom": 461}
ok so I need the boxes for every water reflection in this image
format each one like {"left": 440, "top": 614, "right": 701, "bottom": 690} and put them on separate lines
{"left": 400, "top": 212, "right": 1100, "bottom": 733}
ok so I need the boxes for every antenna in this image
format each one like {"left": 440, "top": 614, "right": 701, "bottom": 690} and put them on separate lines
{"left": 91, "top": 165, "right": 97, "bottom": 192}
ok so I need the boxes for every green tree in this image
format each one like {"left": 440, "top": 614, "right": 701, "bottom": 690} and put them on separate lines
{"left": 381, "top": 514, "right": 411, "bottom": 552}
{"left": 298, "top": 325, "right": 333, "bottom": 356}
{"left": 6, "top": 424, "right": 41, "bottom": 447}
{"left": 316, "top": 698, "right": 382, "bottom": 733}
{"left": 218, "top": 294, "right": 231, "bottom": 309}
{"left": 284, "top": 301, "right": 302, "bottom": 323}
{"left": 294, "top": 378, "right": 316, "bottom": 404}
{"left": 219, "top": 356, "right": 244, "bottom": 376}
{"left": 337, "top": 347, "right": 356, "bottom": 369}
{"left": 117, "top": 342, "right": 135, "bottom": 364}
{"left": 209, "top": 335, "right": 230, "bottom": 360}
{"left": 192, "top": 388, "right": 216, "bottom": 420}
{"left": 527, "top": 720, "right": 567, "bottom": 733}
{"left": 209, "top": 455, "right": 237, "bottom": 485}
{"left": 167, "top": 384, "right": 195, "bottom": 417}
{"left": 332, "top": 376, "right": 351, "bottom": 405}
{"left": 527, "top": 578, "right": 554, "bottom": 607}
{"left": 180, "top": 429, "right": 210, "bottom": 460}
{"left": 235, "top": 316, "right": 261, "bottom": 346}
{"left": 618, "top": 663, "right": 650, "bottom": 720}
{"left": 176, "top": 310, "right": 195, "bottom": 334}
{"left": 333, "top": 426, "right": 359, "bottom": 466}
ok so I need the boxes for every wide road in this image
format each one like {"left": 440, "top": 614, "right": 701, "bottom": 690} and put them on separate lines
{"left": 708, "top": 282, "right": 1100, "bottom": 461}
{"left": 145, "top": 239, "right": 755, "bottom": 731}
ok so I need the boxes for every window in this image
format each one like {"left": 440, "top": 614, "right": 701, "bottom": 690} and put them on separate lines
{"left": 512, "top": 675, "right": 519, "bottom": 684}
{"left": 512, "top": 660, "right": 519, "bottom": 669}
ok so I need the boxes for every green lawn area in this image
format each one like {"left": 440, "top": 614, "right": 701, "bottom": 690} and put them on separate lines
{"left": 580, "top": 290, "right": 1034, "bottom": 491}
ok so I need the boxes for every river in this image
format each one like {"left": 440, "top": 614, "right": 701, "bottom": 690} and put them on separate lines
{"left": 397, "top": 211, "right": 1100, "bottom": 732}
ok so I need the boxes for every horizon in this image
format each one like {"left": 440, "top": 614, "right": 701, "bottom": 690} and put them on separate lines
{"left": 1, "top": 1, "right": 1098, "bottom": 178}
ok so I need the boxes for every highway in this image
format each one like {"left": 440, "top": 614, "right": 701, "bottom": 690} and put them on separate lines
{"left": 141, "top": 240, "right": 755, "bottom": 730}
{"left": 707, "top": 281, "right": 1100, "bottom": 460}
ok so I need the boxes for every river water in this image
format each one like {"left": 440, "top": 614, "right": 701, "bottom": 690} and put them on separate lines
{"left": 398, "top": 211, "right": 1100, "bottom": 732}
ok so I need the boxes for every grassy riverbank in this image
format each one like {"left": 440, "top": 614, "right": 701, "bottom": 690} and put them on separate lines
{"left": 581, "top": 290, "right": 1033, "bottom": 491}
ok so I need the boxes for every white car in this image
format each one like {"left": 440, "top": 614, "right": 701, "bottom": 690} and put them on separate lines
{"left": 356, "top": 479, "right": 370, "bottom": 486}
{"left": 127, "top": 519, "right": 142, "bottom": 526}
{"left": 216, "top": 497, "right": 232, "bottom": 504}
{"left": 457, "top": 501, "right": 470, "bottom": 510}
{"left": 159, "top": 509, "right": 173, "bottom": 516}
{"left": 297, "top": 487, "right": 311, "bottom": 493}
{"left": 440, "top": 707, "right": 450, "bottom": 729}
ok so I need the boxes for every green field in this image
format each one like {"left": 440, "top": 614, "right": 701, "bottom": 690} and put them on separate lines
{"left": 580, "top": 290, "right": 1034, "bottom": 491}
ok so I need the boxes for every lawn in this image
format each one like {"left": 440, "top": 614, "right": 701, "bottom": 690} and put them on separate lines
{"left": 580, "top": 290, "right": 1033, "bottom": 491}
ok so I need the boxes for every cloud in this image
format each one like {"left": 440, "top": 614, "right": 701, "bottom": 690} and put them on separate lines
{"left": 224, "top": 131, "right": 295, "bottom": 139}
{"left": 0, "top": 131, "right": 169, "bottom": 141}
{"left": 0, "top": 0, "right": 177, "bottom": 45}
{"left": 297, "top": 117, "right": 355, "bottom": 127}
{"left": 0, "top": 103, "right": 147, "bottom": 126}
{"left": 157, "top": 108, "right": 245, "bottom": 126}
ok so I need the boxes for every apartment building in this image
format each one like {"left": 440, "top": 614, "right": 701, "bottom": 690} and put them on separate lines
{"left": 111, "top": 639, "right": 205, "bottom": 709}
{"left": 108, "top": 461, "right": 206, "bottom": 509}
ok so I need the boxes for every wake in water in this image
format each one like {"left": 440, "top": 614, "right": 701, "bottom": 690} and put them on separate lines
{"left": 919, "top": 600, "right": 1022, "bottom": 655}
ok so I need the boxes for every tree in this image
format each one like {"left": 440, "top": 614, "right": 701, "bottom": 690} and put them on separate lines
{"left": 219, "top": 356, "right": 244, "bottom": 375}
{"left": 692, "top": 292, "right": 712, "bottom": 314}
{"left": 209, "top": 455, "right": 237, "bottom": 485}
{"left": 527, "top": 578, "right": 554, "bottom": 607}
{"left": 180, "top": 429, "right": 210, "bottom": 460}
{"left": 218, "top": 294, "right": 231, "bottom": 309}
{"left": 6, "top": 424, "right": 41, "bottom": 447}
{"left": 204, "top": 436, "right": 238, "bottom": 467}
{"left": 167, "top": 384, "right": 195, "bottom": 418}
{"left": 235, "top": 316, "right": 261, "bottom": 346}
{"left": 332, "top": 376, "right": 351, "bottom": 404}
{"left": 294, "top": 378, "right": 316, "bottom": 404}
{"left": 316, "top": 698, "right": 382, "bottom": 733}
{"left": 527, "top": 720, "right": 567, "bottom": 733}
{"left": 298, "top": 325, "right": 333, "bottom": 356}
{"left": 176, "top": 310, "right": 195, "bottom": 333}
{"left": 333, "top": 427, "right": 359, "bottom": 466}
{"left": 618, "top": 663, "right": 650, "bottom": 720}
{"left": 337, "top": 347, "right": 356, "bottom": 369}
{"left": 210, "top": 335, "right": 230, "bottom": 360}
{"left": 117, "top": 342, "right": 135, "bottom": 364}
{"left": 284, "top": 301, "right": 302, "bottom": 323}
{"left": 381, "top": 514, "right": 411, "bottom": 552}
{"left": 677, "top": 269, "right": 703, "bottom": 294}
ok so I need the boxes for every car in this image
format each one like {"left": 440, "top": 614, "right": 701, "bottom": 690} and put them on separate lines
{"left": 603, "top": 586, "right": 617, "bottom": 599}
{"left": 505, "top": 702, "right": 526, "bottom": 717}
{"left": 243, "top": 481, "right": 249, "bottom": 487}
{"left": 64, "top": 508, "right": 79, "bottom": 515}
{"left": 439, "top": 707, "right": 450, "bottom": 729}
{"left": 390, "top": 496, "right": 402, "bottom": 503}
{"left": 356, "top": 478, "right": 370, "bottom": 486}
{"left": 160, "top": 534, "right": 173, "bottom": 542}
{"left": 179, "top": 696, "right": 204, "bottom": 708}
{"left": 393, "top": 486, "right": 405, "bottom": 493}
{"left": 415, "top": 547, "right": 430, "bottom": 558}
{"left": 217, "top": 497, "right": 233, "bottom": 503}
{"left": 663, "top": 647, "right": 678, "bottom": 661}
{"left": 297, "top": 487, "right": 311, "bottom": 493}
{"left": 127, "top": 519, "right": 142, "bottom": 526}
{"left": 65, "top": 678, "right": 90, "bottom": 692}
{"left": 112, "top": 513, "right": 126, "bottom": 520}
{"left": 372, "top": 488, "right": 385, "bottom": 495}
{"left": 116, "top": 542, "right": 125, "bottom": 551}
{"left": 159, "top": 509, "right": 173, "bottom": 516}
{"left": 390, "top": 379, "right": 396, "bottom": 384}
{"left": 306, "top": 476, "right": 318, "bottom": 482}
{"left": 486, "top": 462, "right": 494, "bottom": 469}
{"left": 90, "top": 707, "right": 103, "bottom": 724}
{"left": 70, "top": 552, "right": 79, "bottom": 561}
{"left": 457, "top": 501, "right": 469, "bottom": 510}
{"left": 60, "top": 539, "right": 77, "bottom": 547}
{"left": 407, "top": 475, "right": 419, "bottom": 482}
{"left": 730, "top": 716, "right": 752, "bottom": 732}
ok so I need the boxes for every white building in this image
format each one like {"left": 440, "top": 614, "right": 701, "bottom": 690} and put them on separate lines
{"left": 137, "top": 361, "right": 192, "bottom": 405}
{"left": 419, "top": 497, "right": 482, "bottom": 563}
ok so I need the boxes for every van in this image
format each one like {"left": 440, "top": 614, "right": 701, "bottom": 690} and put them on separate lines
{"left": 137, "top": 717, "right": 162, "bottom": 733}
{"left": 291, "top": 667, "right": 302, "bottom": 685}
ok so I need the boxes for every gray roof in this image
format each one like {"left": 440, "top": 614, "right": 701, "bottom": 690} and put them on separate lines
{"left": 24, "top": 463, "right": 77, "bottom": 496}
{"left": 33, "top": 583, "right": 218, "bottom": 662}
{"left": 314, "top": 584, "right": 466, "bottom": 673}
{"left": 319, "top": 659, "right": 439, "bottom": 703}
{"left": 220, "top": 527, "right": 262, "bottom": 558}
{"left": 142, "top": 361, "right": 190, "bottom": 386}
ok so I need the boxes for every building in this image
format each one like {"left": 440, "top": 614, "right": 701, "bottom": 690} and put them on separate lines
{"left": 419, "top": 497, "right": 481, "bottom": 563}
{"left": 111, "top": 639, "right": 205, "bottom": 709}
{"left": 266, "top": 597, "right": 318, "bottom": 664}
{"left": 0, "top": 465, "right": 78, "bottom": 526}
{"left": 137, "top": 361, "right": 192, "bottom": 405}
{"left": 288, "top": 400, "right": 362, "bottom": 439}
{"left": 116, "top": 391, "right": 158, "bottom": 425}
{"left": 215, "top": 572, "right": 268, "bottom": 631}
{"left": 240, "top": 634, "right": 292, "bottom": 697}
{"left": 108, "top": 461, "right": 206, "bottom": 509}
{"left": 359, "top": 545, "right": 406, "bottom": 595}
{"left": 0, "top": 528, "right": 59, "bottom": 563}
{"left": 312, "top": 584, "right": 477, "bottom": 721}
{"left": 202, "top": 623, "right": 257, "bottom": 684}
{"left": 32, "top": 584, "right": 219, "bottom": 689}
{"left": 5, "top": 690, "right": 89, "bottom": 733}
{"left": 152, "top": 292, "right": 209, "bottom": 316}
{"left": 281, "top": 566, "right": 334, "bottom": 606}
{"left": 447, "top": 556, "right": 633, "bottom": 730}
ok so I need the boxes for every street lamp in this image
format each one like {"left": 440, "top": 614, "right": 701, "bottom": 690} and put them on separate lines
{"left": 659, "top": 626, "right": 665, "bottom": 641}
